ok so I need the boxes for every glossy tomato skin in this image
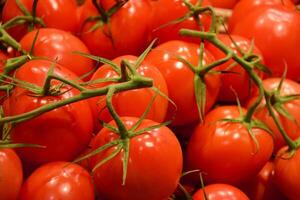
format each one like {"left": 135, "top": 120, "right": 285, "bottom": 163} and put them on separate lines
{"left": 210, "top": 0, "right": 240, "bottom": 8}
{"left": 229, "top": 0, "right": 295, "bottom": 30}
{"left": 274, "top": 147, "right": 300, "bottom": 200}
{"left": 247, "top": 78, "right": 300, "bottom": 153}
{"left": 90, "top": 117, "right": 183, "bottom": 200}
{"left": 150, "top": 0, "right": 211, "bottom": 44}
{"left": 241, "top": 161, "right": 288, "bottom": 200}
{"left": 18, "top": 162, "right": 94, "bottom": 200}
{"left": 2, "top": 0, "right": 78, "bottom": 41}
{"left": 145, "top": 40, "right": 220, "bottom": 126}
{"left": 89, "top": 55, "right": 168, "bottom": 131}
{"left": 186, "top": 106, "right": 274, "bottom": 185}
{"left": 3, "top": 60, "right": 93, "bottom": 168}
{"left": 79, "top": 0, "right": 153, "bottom": 59}
{"left": 206, "top": 34, "right": 263, "bottom": 103}
{"left": 0, "top": 51, "right": 9, "bottom": 103}
{"left": 231, "top": 5, "right": 300, "bottom": 81}
{"left": 193, "top": 184, "right": 250, "bottom": 200}
{"left": 20, "top": 28, "right": 95, "bottom": 80}
{"left": 0, "top": 148, "right": 23, "bottom": 200}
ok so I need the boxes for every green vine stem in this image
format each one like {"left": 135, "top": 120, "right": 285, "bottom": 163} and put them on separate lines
{"left": 0, "top": 73, "right": 153, "bottom": 124}
{"left": 180, "top": 28, "right": 300, "bottom": 151}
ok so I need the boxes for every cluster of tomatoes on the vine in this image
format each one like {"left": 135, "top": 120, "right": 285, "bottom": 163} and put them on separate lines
{"left": 0, "top": 0, "right": 300, "bottom": 200}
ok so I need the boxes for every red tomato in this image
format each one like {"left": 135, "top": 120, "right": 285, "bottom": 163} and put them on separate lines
{"left": 79, "top": 0, "right": 153, "bottom": 59}
{"left": 3, "top": 60, "right": 93, "bottom": 168}
{"left": 150, "top": 0, "right": 211, "bottom": 44}
{"left": 0, "top": 148, "right": 23, "bottom": 200}
{"left": 231, "top": 5, "right": 300, "bottom": 81}
{"left": 18, "top": 162, "right": 94, "bottom": 200}
{"left": 274, "top": 147, "right": 300, "bottom": 200}
{"left": 229, "top": 0, "right": 295, "bottom": 30}
{"left": 241, "top": 161, "right": 288, "bottom": 200}
{"left": 247, "top": 78, "right": 300, "bottom": 153}
{"left": 88, "top": 55, "right": 168, "bottom": 130}
{"left": 145, "top": 40, "right": 220, "bottom": 126}
{"left": 20, "top": 28, "right": 95, "bottom": 80}
{"left": 0, "top": 51, "right": 9, "bottom": 102}
{"left": 193, "top": 184, "right": 250, "bottom": 200}
{"left": 210, "top": 0, "right": 240, "bottom": 8}
{"left": 90, "top": 117, "right": 183, "bottom": 200}
{"left": 2, "top": 0, "right": 78, "bottom": 41}
{"left": 206, "top": 34, "right": 263, "bottom": 103}
{"left": 186, "top": 106, "right": 274, "bottom": 185}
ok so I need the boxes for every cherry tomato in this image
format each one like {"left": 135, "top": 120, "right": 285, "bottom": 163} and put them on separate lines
{"left": 247, "top": 78, "right": 300, "bottom": 153}
{"left": 88, "top": 55, "right": 168, "bottom": 131}
{"left": 0, "top": 148, "right": 23, "bottom": 200}
{"left": 206, "top": 34, "right": 263, "bottom": 103}
{"left": 18, "top": 161, "right": 94, "bottom": 200}
{"left": 210, "top": 0, "right": 240, "bottom": 8}
{"left": 229, "top": 0, "right": 295, "bottom": 30}
{"left": 0, "top": 51, "right": 10, "bottom": 102}
{"left": 2, "top": 0, "right": 78, "bottom": 41}
{"left": 20, "top": 28, "right": 95, "bottom": 80}
{"left": 186, "top": 106, "right": 274, "bottom": 185}
{"left": 231, "top": 5, "right": 300, "bottom": 81}
{"left": 79, "top": 0, "right": 153, "bottom": 59}
{"left": 145, "top": 40, "right": 220, "bottom": 126}
{"left": 193, "top": 184, "right": 250, "bottom": 200}
{"left": 3, "top": 60, "right": 93, "bottom": 168}
{"left": 274, "top": 147, "right": 300, "bottom": 200}
{"left": 241, "top": 161, "right": 288, "bottom": 200}
{"left": 150, "top": 0, "right": 211, "bottom": 44}
{"left": 90, "top": 117, "right": 183, "bottom": 200}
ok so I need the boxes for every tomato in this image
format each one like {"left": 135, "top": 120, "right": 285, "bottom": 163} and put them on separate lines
{"left": 18, "top": 161, "right": 94, "bottom": 200}
{"left": 90, "top": 117, "right": 183, "bottom": 200}
{"left": 150, "top": 0, "right": 211, "bottom": 44}
{"left": 229, "top": 0, "right": 295, "bottom": 30}
{"left": 79, "top": 0, "right": 153, "bottom": 59}
{"left": 145, "top": 40, "right": 220, "bottom": 126}
{"left": 3, "top": 60, "right": 93, "bottom": 168}
{"left": 0, "top": 51, "right": 10, "bottom": 102}
{"left": 247, "top": 78, "right": 300, "bottom": 153}
{"left": 186, "top": 106, "right": 274, "bottom": 185}
{"left": 274, "top": 147, "right": 300, "bottom": 200}
{"left": 240, "top": 161, "right": 288, "bottom": 200}
{"left": 2, "top": 0, "right": 78, "bottom": 41}
{"left": 210, "top": 0, "right": 240, "bottom": 8}
{"left": 206, "top": 34, "right": 263, "bottom": 103}
{"left": 231, "top": 5, "right": 300, "bottom": 81}
{"left": 193, "top": 184, "right": 250, "bottom": 200}
{"left": 0, "top": 148, "right": 23, "bottom": 200}
{"left": 20, "top": 28, "right": 95, "bottom": 80}
{"left": 88, "top": 55, "right": 168, "bottom": 131}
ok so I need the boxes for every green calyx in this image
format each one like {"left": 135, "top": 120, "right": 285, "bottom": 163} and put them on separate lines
{"left": 2, "top": 0, "right": 45, "bottom": 32}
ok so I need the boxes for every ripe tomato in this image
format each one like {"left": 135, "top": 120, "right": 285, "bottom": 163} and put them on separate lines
{"left": 20, "top": 28, "right": 95, "bottom": 80}
{"left": 0, "top": 51, "right": 9, "bottom": 102}
{"left": 145, "top": 40, "right": 220, "bottom": 126}
{"left": 231, "top": 5, "right": 300, "bottom": 81}
{"left": 18, "top": 161, "right": 94, "bottom": 200}
{"left": 186, "top": 106, "right": 274, "bottom": 185}
{"left": 210, "top": 0, "right": 240, "bottom": 8}
{"left": 241, "top": 161, "right": 288, "bottom": 200}
{"left": 79, "top": 0, "right": 153, "bottom": 59}
{"left": 229, "top": 0, "right": 295, "bottom": 30}
{"left": 247, "top": 78, "right": 300, "bottom": 153}
{"left": 2, "top": 0, "right": 78, "bottom": 41}
{"left": 274, "top": 147, "right": 300, "bottom": 200}
{"left": 90, "top": 117, "right": 183, "bottom": 200}
{"left": 206, "top": 34, "right": 263, "bottom": 103}
{"left": 88, "top": 55, "right": 168, "bottom": 130}
{"left": 193, "top": 184, "right": 250, "bottom": 200}
{"left": 3, "top": 60, "right": 93, "bottom": 168}
{"left": 150, "top": 0, "right": 211, "bottom": 44}
{"left": 0, "top": 148, "right": 23, "bottom": 200}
